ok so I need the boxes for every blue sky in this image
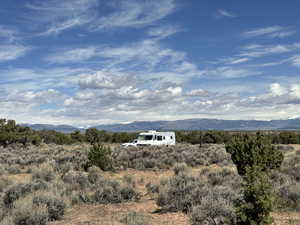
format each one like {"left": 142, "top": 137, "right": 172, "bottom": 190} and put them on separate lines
{"left": 1, "top": 0, "right": 300, "bottom": 126}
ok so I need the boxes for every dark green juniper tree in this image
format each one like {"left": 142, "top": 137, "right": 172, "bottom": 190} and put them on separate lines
{"left": 225, "top": 133, "right": 283, "bottom": 225}
{"left": 87, "top": 143, "right": 113, "bottom": 171}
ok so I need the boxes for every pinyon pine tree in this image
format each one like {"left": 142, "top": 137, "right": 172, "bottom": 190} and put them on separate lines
{"left": 225, "top": 133, "right": 283, "bottom": 225}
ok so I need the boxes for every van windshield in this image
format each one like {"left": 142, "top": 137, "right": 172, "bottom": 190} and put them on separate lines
{"left": 138, "top": 135, "right": 153, "bottom": 141}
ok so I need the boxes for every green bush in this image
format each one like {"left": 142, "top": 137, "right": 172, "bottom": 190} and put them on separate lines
{"left": 235, "top": 167, "right": 275, "bottom": 225}
{"left": 0, "top": 119, "right": 41, "bottom": 147}
{"left": 225, "top": 133, "right": 284, "bottom": 225}
{"left": 87, "top": 143, "right": 113, "bottom": 171}
{"left": 226, "top": 133, "right": 283, "bottom": 176}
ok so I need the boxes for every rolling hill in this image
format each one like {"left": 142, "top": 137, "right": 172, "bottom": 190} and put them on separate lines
{"left": 23, "top": 118, "right": 300, "bottom": 132}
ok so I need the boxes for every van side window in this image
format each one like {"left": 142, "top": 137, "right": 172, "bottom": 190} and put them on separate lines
{"left": 170, "top": 136, "right": 173, "bottom": 139}
{"left": 163, "top": 136, "right": 165, "bottom": 140}
{"left": 157, "top": 136, "right": 163, "bottom": 141}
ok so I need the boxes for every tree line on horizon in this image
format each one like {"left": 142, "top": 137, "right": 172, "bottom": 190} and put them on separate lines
{"left": 1, "top": 118, "right": 300, "bottom": 147}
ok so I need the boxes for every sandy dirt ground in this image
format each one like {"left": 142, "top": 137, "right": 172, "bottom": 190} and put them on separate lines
{"left": 49, "top": 166, "right": 299, "bottom": 225}
{"left": 5, "top": 144, "right": 300, "bottom": 225}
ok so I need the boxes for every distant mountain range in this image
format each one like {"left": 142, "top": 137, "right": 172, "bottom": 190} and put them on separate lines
{"left": 22, "top": 118, "right": 300, "bottom": 133}
{"left": 21, "top": 124, "right": 84, "bottom": 133}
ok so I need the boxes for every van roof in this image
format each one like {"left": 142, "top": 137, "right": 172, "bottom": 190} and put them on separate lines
{"left": 139, "top": 131, "right": 175, "bottom": 135}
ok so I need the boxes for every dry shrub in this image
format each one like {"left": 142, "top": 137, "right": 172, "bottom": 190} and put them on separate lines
{"left": 32, "top": 163, "right": 55, "bottom": 182}
{"left": 156, "top": 168, "right": 240, "bottom": 216}
{"left": 114, "top": 144, "right": 232, "bottom": 170}
{"left": 63, "top": 170, "right": 90, "bottom": 191}
{"left": 0, "top": 216, "right": 14, "bottom": 225}
{"left": 87, "top": 166, "right": 102, "bottom": 184}
{"left": 33, "top": 192, "right": 66, "bottom": 220}
{"left": 11, "top": 195, "right": 49, "bottom": 225}
{"left": 0, "top": 166, "right": 7, "bottom": 176}
{"left": 121, "top": 212, "right": 151, "bottom": 225}
{"left": 3, "top": 180, "right": 48, "bottom": 207}
{"left": 123, "top": 175, "right": 136, "bottom": 188}
{"left": 189, "top": 193, "right": 235, "bottom": 225}
{"left": 173, "top": 163, "right": 188, "bottom": 175}
{"left": 278, "top": 183, "right": 300, "bottom": 211}
{"left": 0, "top": 177, "right": 12, "bottom": 193}
{"left": 93, "top": 179, "right": 138, "bottom": 204}
{"left": 6, "top": 165, "right": 21, "bottom": 175}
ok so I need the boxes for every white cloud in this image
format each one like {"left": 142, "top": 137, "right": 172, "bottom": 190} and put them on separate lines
{"left": 98, "top": 39, "right": 185, "bottom": 67}
{"left": 268, "top": 31, "right": 296, "bottom": 38}
{"left": 26, "top": 0, "right": 176, "bottom": 35}
{"left": 289, "top": 55, "right": 300, "bottom": 67}
{"left": 26, "top": 0, "right": 98, "bottom": 35}
{"left": 239, "top": 44, "right": 291, "bottom": 58}
{"left": 7, "top": 89, "right": 66, "bottom": 104}
{"left": 290, "top": 84, "right": 300, "bottom": 98}
{"left": 46, "top": 47, "right": 98, "bottom": 64}
{"left": 269, "top": 83, "right": 287, "bottom": 96}
{"left": 167, "top": 86, "right": 182, "bottom": 96}
{"left": 148, "top": 24, "right": 180, "bottom": 39}
{"left": 216, "top": 9, "right": 236, "bottom": 18}
{"left": 0, "top": 44, "right": 31, "bottom": 62}
{"left": 44, "top": 38, "right": 194, "bottom": 74}
{"left": 0, "top": 88, "right": 67, "bottom": 125}
{"left": 3, "top": 71, "right": 300, "bottom": 125}
{"left": 242, "top": 26, "right": 295, "bottom": 38}
{"left": 199, "top": 66, "right": 261, "bottom": 78}
{"left": 186, "top": 89, "right": 209, "bottom": 97}
{"left": 243, "top": 83, "right": 300, "bottom": 107}
{"left": 0, "top": 67, "right": 91, "bottom": 92}
{"left": 91, "top": 0, "right": 176, "bottom": 30}
{"left": 227, "top": 57, "right": 250, "bottom": 65}
{"left": 218, "top": 42, "right": 299, "bottom": 67}
{"left": 0, "top": 26, "right": 18, "bottom": 43}
{"left": 78, "top": 70, "right": 138, "bottom": 90}
{"left": 71, "top": 39, "right": 200, "bottom": 83}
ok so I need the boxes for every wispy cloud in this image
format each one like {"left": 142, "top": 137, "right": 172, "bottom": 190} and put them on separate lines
{"left": 78, "top": 70, "right": 138, "bottom": 90}
{"left": 289, "top": 55, "right": 300, "bottom": 67}
{"left": 46, "top": 47, "right": 98, "bottom": 64}
{"left": 43, "top": 38, "right": 200, "bottom": 84}
{"left": 226, "top": 57, "right": 250, "bottom": 65}
{"left": 243, "top": 83, "right": 300, "bottom": 107}
{"left": 26, "top": 0, "right": 176, "bottom": 35}
{"left": 218, "top": 41, "right": 300, "bottom": 67}
{"left": 148, "top": 24, "right": 180, "bottom": 39}
{"left": 199, "top": 66, "right": 261, "bottom": 79}
{"left": 90, "top": 0, "right": 176, "bottom": 30}
{"left": 26, "top": 0, "right": 98, "bottom": 35}
{"left": 0, "top": 45, "right": 31, "bottom": 62}
{"left": 242, "top": 26, "right": 295, "bottom": 38}
{"left": 216, "top": 9, "right": 236, "bottom": 18}
{"left": 240, "top": 44, "right": 291, "bottom": 58}
{"left": 7, "top": 89, "right": 66, "bottom": 105}
{"left": 0, "top": 25, "right": 18, "bottom": 43}
{"left": 0, "top": 67, "right": 91, "bottom": 91}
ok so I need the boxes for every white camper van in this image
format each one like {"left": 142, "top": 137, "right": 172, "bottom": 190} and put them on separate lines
{"left": 122, "top": 130, "right": 176, "bottom": 147}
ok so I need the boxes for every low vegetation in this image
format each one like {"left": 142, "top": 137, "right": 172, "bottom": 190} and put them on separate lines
{"left": 2, "top": 118, "right": 300, "bottom": 147}
{"left": 113, "top": 144, "right": 232, "bottom": 169}
{"left": 0, "top": 119, "right": 299, "bottom": 225}
{"left": 226, "top": 133, "right": 284, "bottom": 225}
